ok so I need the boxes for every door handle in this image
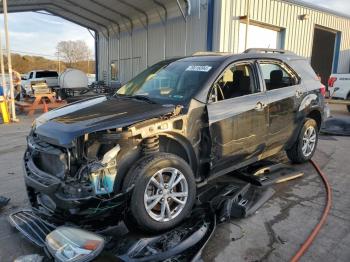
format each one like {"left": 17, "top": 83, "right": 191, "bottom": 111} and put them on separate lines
{"left": 255, "top": 101, "right": 266, "bottom": 111}
{"left": 295, "top": 90, "right": 303, "bottom": 98}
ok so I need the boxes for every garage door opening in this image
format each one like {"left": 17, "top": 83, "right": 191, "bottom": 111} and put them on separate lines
{"left": 238, "top": 22, "right": 284, "bottom": 53}
{"left": 311, "top": 26, "right": 341, "bottom": 85}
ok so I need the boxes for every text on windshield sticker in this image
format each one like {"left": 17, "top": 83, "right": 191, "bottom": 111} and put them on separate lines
{"left": 185, "top": 65, "right": 212, "bottom": 72}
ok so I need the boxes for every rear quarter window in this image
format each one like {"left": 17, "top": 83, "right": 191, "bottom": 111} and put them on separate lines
{"left": 288, "top": 60, "right": 318, "bottom": 80}
{"left": 258, "top": 61, "right": 299, "bottom": 90}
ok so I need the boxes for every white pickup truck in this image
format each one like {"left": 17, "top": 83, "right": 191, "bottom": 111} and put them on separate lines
{"left": 328, "top": 74, "right": 350, "bottom": 112}
{"left": 21, "top": 70, "right": 59, "bottom": 96}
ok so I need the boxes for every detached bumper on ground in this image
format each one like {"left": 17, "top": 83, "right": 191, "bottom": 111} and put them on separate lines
{"left": 9, "top": 160, "right": 308, "bottom": 261}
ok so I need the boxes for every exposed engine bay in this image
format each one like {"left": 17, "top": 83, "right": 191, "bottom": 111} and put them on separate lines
{"left": 24, "top": 102, "right": 193, "bottom": 227}
{"left": 27, "top": 132, "right": 122, "bottom": 197}
{"left": 25, "top": 133, "right": 125, "bottom": 225}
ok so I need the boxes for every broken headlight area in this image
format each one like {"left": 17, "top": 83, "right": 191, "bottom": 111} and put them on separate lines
{"left": 24, "top": 132, "right": 132, "bottom": 227}
{"left": 46, "top": 226, "right": 105, "bottom": 262}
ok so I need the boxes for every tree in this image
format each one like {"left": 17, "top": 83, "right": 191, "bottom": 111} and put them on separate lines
{"left": 7, "top": 54, "right": 63, "bottom": 74}
{"left": 56, "top": 40, "right": 92, "bottom": 68}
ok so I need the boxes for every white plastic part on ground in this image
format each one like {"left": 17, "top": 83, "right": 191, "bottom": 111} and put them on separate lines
{"left": 14, "top": 254, "right": 43, "bottom": 262}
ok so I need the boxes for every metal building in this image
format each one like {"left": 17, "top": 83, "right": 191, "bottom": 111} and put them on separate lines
{"left": 4, "top": 0, "right": 350, "bottom": 85}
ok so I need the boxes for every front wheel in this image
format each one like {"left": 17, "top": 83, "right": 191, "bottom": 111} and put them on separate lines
{"left": 122, "top": 153, "right": 196, "bottom": 233}
{"left": 286, "top": 118, "right": 318, "bottom": 163}
{"left": 347, "top": 94, "right": 350, "bottom": 112}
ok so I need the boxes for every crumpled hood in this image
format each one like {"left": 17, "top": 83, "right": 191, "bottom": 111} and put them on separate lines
{"left": 34, "top": 96, "right": 175, "bottom": 146}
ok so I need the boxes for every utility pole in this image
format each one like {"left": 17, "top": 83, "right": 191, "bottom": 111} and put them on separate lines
{"left": 244, "top": 0, "right": 251, "bottom": 50}
{"left": 3, "top": 0, "right": 18, "bottom": 122}
{"left": 0, "top": 33, "right": 6, "bottom": 94}
{"left": 87, "top": 55, "right": 90, "bottom": 75}
{"left": 57, "top": 51, "right": 61, "bottom": 73}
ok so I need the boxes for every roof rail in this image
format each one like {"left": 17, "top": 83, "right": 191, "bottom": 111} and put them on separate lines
{"left": 244, "top": 48, "right": 296, "bottom": 55}
{"left": 192, "top": 51, "right": 232, "bottom": 56}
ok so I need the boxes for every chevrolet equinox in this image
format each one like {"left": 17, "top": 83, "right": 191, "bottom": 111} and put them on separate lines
{"left": 24, "top": 49, "right": 325, "bottom": 233}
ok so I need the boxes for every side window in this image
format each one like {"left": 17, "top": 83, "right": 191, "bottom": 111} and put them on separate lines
{"left": 210, "top": 63, "right": 258, "bottom": 102}
{"left": 259, "top": 62, "right": 297, "bottom": 91}
{"left": 29, "top": 72, "right": 33, "bottom": 79}
{"left": 36, "top": 71, "right": 58, "bottom": 78}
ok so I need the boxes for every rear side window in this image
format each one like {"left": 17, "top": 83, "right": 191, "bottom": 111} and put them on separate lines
{"left": 259, "top": 62, "right": 298, "bottom": 90}
{"left": 288, "top": 60, "right": 318, "bottom": 80}
{"left": 36, "top": 71, "right": 58, "bottom": 78}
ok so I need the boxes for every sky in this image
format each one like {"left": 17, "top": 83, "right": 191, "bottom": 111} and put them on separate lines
{"left": 305, "top": 0, "right": 350, "bottom": 14}
{"left": 0, "top": 0, "right": 349, "bottom": 60}
{"left": 0, "top": 12, "right": 95, "bottom": 59}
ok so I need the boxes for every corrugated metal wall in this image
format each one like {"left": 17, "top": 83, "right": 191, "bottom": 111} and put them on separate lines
{"left": 213, "top": 0, "right": 350, "bottom": 73}
{"left": 97, "top": 0, "right": 350, "bottom": 84}
{"left": 97, "top": 0, "right": 208, "bottom": 84}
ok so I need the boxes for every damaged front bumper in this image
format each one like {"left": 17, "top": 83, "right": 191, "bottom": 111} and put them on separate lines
{"left": 24, "top": 176, "right": 131, "bottom": 228}
{"left": 23, "top": 136, "right": 132, "bottom": 227}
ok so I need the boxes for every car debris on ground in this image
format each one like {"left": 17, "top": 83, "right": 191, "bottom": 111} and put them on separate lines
{"left": 11, "top": 161, "right": 303, "bottom": 261}
{"left": 14, "top": 254, "right": 43, "bottom": 262}
{"left": 321, "top": 116, "right": 350, "bottom": 136}
{"left": 0, "top": 196, "right": 10, "bottom": 208}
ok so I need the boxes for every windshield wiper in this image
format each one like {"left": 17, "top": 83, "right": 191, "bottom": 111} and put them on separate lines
{"left": 116, "top": 94, "right": 157, "bottom": 104}
{"left": 132, "top": 95, "right": 157, "bottom": 104}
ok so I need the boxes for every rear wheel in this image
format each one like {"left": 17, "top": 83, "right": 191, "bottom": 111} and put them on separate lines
{"left": 122, "top": 153, "right": 196, "bottom": 233}
{"left": 347, "top": 94, "right": 350, "bottom": 112}
{"left": 286, "top": 118, "right": 318, "bottom": 163}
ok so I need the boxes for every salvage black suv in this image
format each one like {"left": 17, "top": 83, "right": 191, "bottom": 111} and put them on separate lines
{"left": 25, "top": 49, "right": 325, "bottom": 233}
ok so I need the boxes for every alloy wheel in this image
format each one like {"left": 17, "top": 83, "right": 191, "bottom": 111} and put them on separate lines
{"left": 302, "top": 126, "right": 317, "bottom": 157}
{"left": 144, "top": 167, "right": 188, "bottom": 222}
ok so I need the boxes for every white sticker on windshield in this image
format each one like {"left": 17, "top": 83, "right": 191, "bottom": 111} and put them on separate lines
{"left": 185, "top": 65, "right": 212, "bottom": 72}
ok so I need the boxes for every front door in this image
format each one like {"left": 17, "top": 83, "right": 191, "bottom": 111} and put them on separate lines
{"left": 207, "top": 61, "right": 269, "bottom": 173}
{"left": 257, "top": 60, "right": 301, "bottom": 153}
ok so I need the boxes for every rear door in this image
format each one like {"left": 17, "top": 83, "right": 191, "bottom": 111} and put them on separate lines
{"left": 207, "top": 60, "right": 269, "bottom": 172}
{"left": 257, "top": 60, "right": 301, "bottom": 152}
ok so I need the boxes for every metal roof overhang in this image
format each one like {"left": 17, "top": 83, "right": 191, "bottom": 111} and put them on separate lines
{"left": 1, "top": 0, "right": 190, "bottom": 35}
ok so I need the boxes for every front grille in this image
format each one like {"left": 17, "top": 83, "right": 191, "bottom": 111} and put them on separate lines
{"left": 24, "top": 155, "right": 61, "bottom": 188}
{"left": 9, "top": 209, "right": 56, "bottom": 247}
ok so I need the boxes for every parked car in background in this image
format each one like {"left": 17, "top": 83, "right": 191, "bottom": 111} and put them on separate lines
{"left": 328, "top": 73, "right": 350, "bottom": 112}
{"left": 21, "top": 70, "right": 59, "bottom": 96}
{"left": 25, "top": 49, "right": 325, "bottom": 233}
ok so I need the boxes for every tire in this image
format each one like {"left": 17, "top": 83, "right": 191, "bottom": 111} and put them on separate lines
{"left": 286, "top": 118, "right": 318, "bottom": 163}
{"left": 347, "top": 94, "right": 350, "bottom": 112}
{"left": 122, "top": 153, "right": 196, "bottom": 233}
